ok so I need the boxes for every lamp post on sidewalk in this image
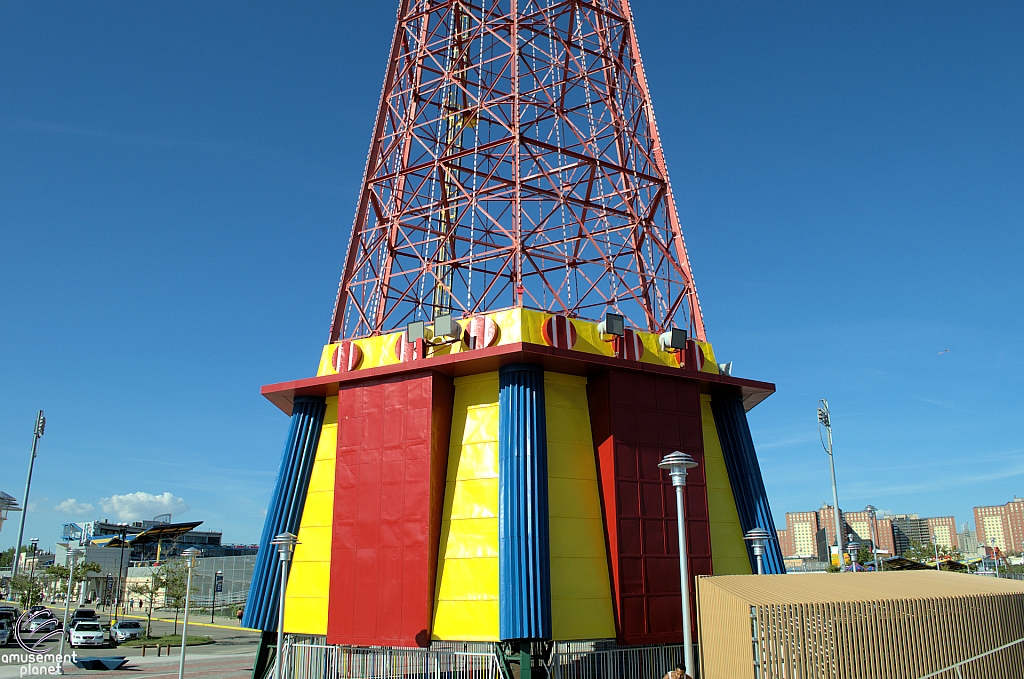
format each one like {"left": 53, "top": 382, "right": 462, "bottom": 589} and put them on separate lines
{"left": 743, "top": 528, "right": 772, "bottom": 575}
{"left": 57, "top": 548, "right": 83, "bottom": 675}
{"left": 659, "top": 452, "right": 699, "bottom": 679}
{"left": 933, "top": 535, "right": 942, "bottom": 573}
{"left": 270, "top": 533, "right": 299, "bottom": 679}
{"left": 817, "top": 400, "right": 845, "bottom": 569}
{"left": 271, "top": 533, "right": 299, "bottom": 679}
{"left": 12, "top": 411, "right": 45, "bottom": 579}
{"left": 846, "top": 539, "right": 861, "bottom": 572}
{"left": 178, "top": 548, "right": 200, "bottom": 679}
{"left": 865, "top": 505, "right": 881, "bottom": 571}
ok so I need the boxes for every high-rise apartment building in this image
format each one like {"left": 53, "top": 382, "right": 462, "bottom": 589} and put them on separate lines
{"left": 875, "top": 518, "right": 895, "bottom": 556}
{"left": 975, "top": 498, "right": 1024, "bottom": 554}
{"left": 844, "top": 510, "right": 875, "bottom": 544}
{"left": 926, "top": 516, "right": 957, "bottom": 550}
{"left": 782, "top": 511, "right": 821, "bottom": 558}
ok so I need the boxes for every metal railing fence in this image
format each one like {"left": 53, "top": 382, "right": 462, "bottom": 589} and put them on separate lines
{"left": 287, "top": 639, "right": 503, "bottom": 679}
{"left": 284, "top": 638, "right": 684, "bottom": 679}
{"left": 549, "top": 642, "right": 684, "bottom": 679}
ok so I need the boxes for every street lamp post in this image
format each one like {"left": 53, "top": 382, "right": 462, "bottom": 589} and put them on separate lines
{"left": 743, "top": 528, "right": 772, "bottom": 575}
{"left": 29, "top": 538, "right": 39, "bottom": 578}
{"left": 178, "top": 548, "right": 200, "bottom": 679}
{"left": 270, "top": 532, "right": 299, "bottom": 679}
{"left": 57, "top": 548, "right": 83, "bottom": 675}
{"left": 865, "top": 505, "right": 881, "bottom": 571}
{"left": 659, "top": 452, "right": 699, "bottom": 679}
{"left": 28, "top": 538, "right": 39, "bottom": 606}
{"left": 12, "top": 411, "right": 45, "bottom": 579}
{"left": 817, "top": 400, "right": 845, "bottom": 569}
{"left": 113, "top": 526, "right": 128, "bottom": 623}
{"left": 211, "top": 570, "right": 223, "bottom": 624}
{"left": 932, "top": 535, "right": 942, "bottom": 573}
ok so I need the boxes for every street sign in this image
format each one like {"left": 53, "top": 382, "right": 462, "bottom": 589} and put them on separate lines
{"left": 215, "top": 573, "right": 223, "bottom": 593}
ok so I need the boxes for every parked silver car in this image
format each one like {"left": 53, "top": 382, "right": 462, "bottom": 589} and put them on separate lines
{"left": 110, "top": 620, "right": 143, "bottom": 643}
{"left": 0, "top": 620, "right": 11, "bottom": 647}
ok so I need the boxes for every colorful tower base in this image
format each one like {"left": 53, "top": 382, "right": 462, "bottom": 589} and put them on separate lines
{"left": 245, "top": 309, "right": 782, "bottom": 649}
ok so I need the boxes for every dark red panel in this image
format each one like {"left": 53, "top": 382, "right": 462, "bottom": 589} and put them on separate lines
{"left": 589, "top": 369, "right": 712, "bottom": 646}
{"left": 327, "top": 372, "right": 453, "bottom": 647}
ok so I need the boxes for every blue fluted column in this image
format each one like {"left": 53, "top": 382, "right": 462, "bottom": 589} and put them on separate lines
{"left": 498, "top": 363, "right": 552, "bottom": 641}
{"left": 242, "top": 396, "right": 326, "bottom": 631}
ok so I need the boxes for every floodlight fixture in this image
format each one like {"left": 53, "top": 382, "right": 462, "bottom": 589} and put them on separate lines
{"left": 406, "top": 321, "right": 425, "bottom": 342}
{"left": 597, "top": 312, "right": 624, "bottom": 337}
{"left": 658, "top": 328, "right": 688, "bottom": 352}
{"left": 433, "top": 313, "right": 459, "bottom": 340}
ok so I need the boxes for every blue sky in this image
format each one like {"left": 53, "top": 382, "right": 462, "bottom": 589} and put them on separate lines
{"left": 1, "top": 2, "right": 1022, "bottom": 552}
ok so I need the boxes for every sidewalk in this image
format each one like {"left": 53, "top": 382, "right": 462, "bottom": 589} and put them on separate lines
{"left": 120, "top": 609, "right": 257, "bottom": 631}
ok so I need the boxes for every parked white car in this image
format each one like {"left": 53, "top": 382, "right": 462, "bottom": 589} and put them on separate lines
{"left": 68, "top": 622, "right": 106, "bottom": 648}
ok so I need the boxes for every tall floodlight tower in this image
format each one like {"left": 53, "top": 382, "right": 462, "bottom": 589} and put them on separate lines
{"left": 245, "top": 3, "right": 783, "bottom": 678}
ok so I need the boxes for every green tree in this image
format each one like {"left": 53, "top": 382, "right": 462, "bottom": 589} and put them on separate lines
{"left": 46, "top": 561, "right": 101, "bottom": 604}
{"left": 157, "top": 560, "right": 195, "bottom": 636}
{"left": 9, "top": 574, "right": 45, "bottom": 607}
{"left": 129, "top": 571, "right": 163, "bottom": 637}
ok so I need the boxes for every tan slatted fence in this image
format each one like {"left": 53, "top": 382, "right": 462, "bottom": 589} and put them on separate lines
{"left": 698, "top": 571, "right": 1024, "bottom": 679}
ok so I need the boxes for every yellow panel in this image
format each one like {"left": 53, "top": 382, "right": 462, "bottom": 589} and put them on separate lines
{"left": 447, "top": 478, "right": 499, "bottom": 519}
{"left": 432, "top": 373, "right": 501, "bottom": 641}
{"left": 284, "top": 396, "right": 339, "bottom": 635}
{"left": 545, "top": 372, "right": 616, "bottom": 641}
{"left": 440, "top": 518, "right": 499, "bottom": 559}
{"left": 702, "top": 394, "right": 752, "bottom": 575}
{"left": 431, "top": 601, "right": 500, "bottom": 641}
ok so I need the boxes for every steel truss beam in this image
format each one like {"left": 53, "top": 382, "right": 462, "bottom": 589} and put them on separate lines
{"left": 330, "top": 0, "right": 707, "bottom": 342}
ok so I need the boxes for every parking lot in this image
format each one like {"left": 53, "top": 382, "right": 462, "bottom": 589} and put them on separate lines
{"left": 0, "top": 606, "right": 260, "bottom": 677}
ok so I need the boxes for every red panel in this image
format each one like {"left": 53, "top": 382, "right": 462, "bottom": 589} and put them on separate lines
{"left": 327, "top": 372, "right": 453, "bottom": 647}
{"left": 589, "top": 370, "right": 713, "bottom": 646}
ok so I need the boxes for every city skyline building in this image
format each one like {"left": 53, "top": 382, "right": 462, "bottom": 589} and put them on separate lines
{"left": 975, "top": 498, "right": 1024, "bottom": 554}
{"left": 776, "top": 505, "right": 960, "bottom": 559}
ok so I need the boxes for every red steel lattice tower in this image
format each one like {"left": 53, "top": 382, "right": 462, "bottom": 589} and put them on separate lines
{"left": 330, "top": 0, "right": 706, "bottom": 343}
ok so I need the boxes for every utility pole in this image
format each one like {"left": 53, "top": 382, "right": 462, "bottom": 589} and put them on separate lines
{"left": 12, "top": 411, "right": 45, "bottom": 579}
{"left": 817, "top": 400, "right": 845, "bottom": 569}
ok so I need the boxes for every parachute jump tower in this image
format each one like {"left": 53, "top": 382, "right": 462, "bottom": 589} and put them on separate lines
{"left": 245, "top": 0, "right": 783, "bottom": 674}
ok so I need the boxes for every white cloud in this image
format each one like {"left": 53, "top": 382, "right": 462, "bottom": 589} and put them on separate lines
{"left": 55, "top": 498, "right": 95, "bottom": 516}
{"left": 99, "top": 492, "right": 189, "bottom": 522}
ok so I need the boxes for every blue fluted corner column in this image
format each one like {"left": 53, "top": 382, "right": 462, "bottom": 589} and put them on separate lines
{"left": 242, "top": 396, "right": 326, "bottom": 631}
{"left": 498, "top": 363, "right": 552, "bottom": 641}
